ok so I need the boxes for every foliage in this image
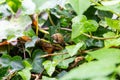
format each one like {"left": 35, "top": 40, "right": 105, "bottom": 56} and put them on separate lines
{"left": 1, "top": 0, "right": 120, "bottom": 80}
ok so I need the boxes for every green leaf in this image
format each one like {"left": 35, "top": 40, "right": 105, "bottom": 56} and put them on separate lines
{"left": 43, "top": 60, "right": 58, "bottom": 76}
{"left": 83, "top": 20, "right": 98, "bottom": 32}
{"left": 53, "top": 53, "right": 70, "bottom": 62}
{"left": 10, "top": 56, "right": 23, "bottom": 71}
{"left": 88, "top": 48, "right": 120, "bottom": 63}
{"left": 18, "top": 60, "right": 32, "bottom": 80}
{"left": 0, "top": 55, "right": 11, "bottom": 67}
{"left": 86, "top": 39, "right": 104, "bottom": 48}
{"left": 71, "top": 15, "right": 98, "bottom": 39}
{"left": 85, "top": 55, "right": 94, "bottom": 62}
{"left": 56, "top": 70, "right": 67, "bottom": 78}
{"left": 53, "top": 53, "right": 74, "bottom": 69}
{"left": 97, "top": 10, "right": 113, "bottom": 20}
{"left": 57, "top": 58, "right": 74, "bottom": 69}
{"left": 31, "top": 49, "right": 45, "bottom": 73}
{"left": 60, "top": 60, "right": 116, "bottom": 80}
{"left": 25, "top": 36, "right": 38, "bottom": 48}
{"left": 22, "top": 60, "right": 32, "bottom": 70}
{"left": 91, "top": 77, "right": 110, "bottom": 80}
{"left": 6, "top": 0, "right": 21, "bottom": 13}
{"left": 116, "top": 65, "right": 120, "bottom": 75}
{"left": 103, "top": 32, "right": 120, "bottom": 48}
{"left": 67, "top": 0, "right": 91, "bottom": 15}
{"left": 0, "top": 15, "right": 32, "bottom": 41}
{"left": 0, "top": 55, "right": 23, "bottom": 70}
{"left": 0, "top": 67, "right": 9, "bottom": 79}
{"left": 32, "top": 0, "right": 59, "bottom": 12}
{"left": 95, "top": 3, "right": 120, "bottom": 14}
{"left": 18, "top": 68, "right": 31, "bottom": 80}
{"left": 66, "top": 41, "right": 84, "bottom": 56}
{"left": 24, "top": 27, "right": 36, "bottom": 37}
{"left": 21, "top": 0, "right": 36, "bottom": 14}
{"left": 105, "top": 18, "right": 120, "bottom": 31}
{"left": 42, "top": 76, "right": 57, "bottom": 80}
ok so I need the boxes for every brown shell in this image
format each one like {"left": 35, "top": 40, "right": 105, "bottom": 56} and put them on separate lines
{"left": 51, "top": 33, "right": 64, "bottom": 45}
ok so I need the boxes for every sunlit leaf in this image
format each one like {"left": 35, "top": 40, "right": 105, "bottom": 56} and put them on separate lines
{"left": 67, "top": 0, "right": 91, "bottom": 15}
{"left": 88, "top": 48, "right": 120, "bottom": 63}
{"left": 18, "top": 60, "right": 32, "bottom": 80}
{"left": 53, "top": 53, "right": 74, "bottom": 69}
{"left": 105, "top": 18, "right": 120, "bottom": 31}
{"left": 60, "top": 60, "right": 116, "bottom": 80}
{"left": 6, "top": 0, "right": 21, "bottom": 13}
{"left": 32, "top": 0, "right": 60, "bottom": 12}
{"left": 103, "top": 32, "right": 120, "bottom": 48}
{"left": 66, "top": 41, "right": 84, "bottom": 56}
{"left": 0, "top": 4, "right": 11, "bottom": 18}
{"left": 21, "top": 0, "right": 36, "bottom": 14}
{"left": 25, "top": 36, "right": 38, "bottom": 48}
{"left": 0, "top": 15, "right": 32, "bottom": 41}
{"left": 18, "top": 69, "right": 31, "bottom": 80}
{"left": 42, "top": 76, "right": 57, "bottom": 80}
{"left": 43, "top": 60, "right": 58, "bottom": 76}
{"left": 57, "top": 58, "right": 74, "bottom": 69}
{"left": 71, "top": 15, "right": 98, "bottom": 39}
{"left": 95, "top": 3, "right": 120, "bottom": 14}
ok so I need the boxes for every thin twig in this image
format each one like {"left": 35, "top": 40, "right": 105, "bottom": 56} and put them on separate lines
{"left": 40, "top": 53, "right": 67, "bottom": 58}
{"left": 22, "top": 44, "right": 26, "bottom": 59}
{"left": 61, "top": 28, "right": 72, "bottom": 31}
{"left": 38, "top": 69, "right": 44, "bottom": 79}
{"left": 31, "top": 74, "right": 39, "bottom": 80}
{"left": 47, "top": 10, "right": 55, "bottom": 26}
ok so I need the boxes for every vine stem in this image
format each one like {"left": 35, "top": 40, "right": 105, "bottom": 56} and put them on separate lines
{"left": 61, "top": 28, "right": 119, "bottom": 40}
{"left": 43, "top": 27, "right": 119, "bottom": 40}
{"left": 82, "top": 33, "right": 119, "bottom": 40}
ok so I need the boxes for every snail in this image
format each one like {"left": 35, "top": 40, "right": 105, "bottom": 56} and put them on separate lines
{"left": 51, "top": 33, "right": 65, "bottom": 45}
